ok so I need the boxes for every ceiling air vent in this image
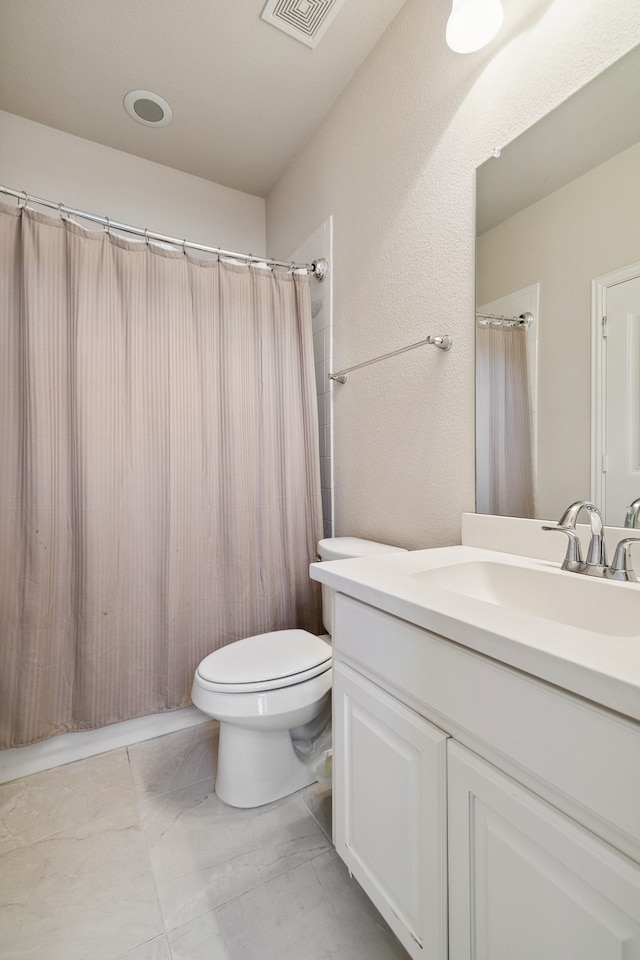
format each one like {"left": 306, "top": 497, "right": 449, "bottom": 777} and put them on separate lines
{"left": 261, "top": 0, "right": 348, "bottom": 49}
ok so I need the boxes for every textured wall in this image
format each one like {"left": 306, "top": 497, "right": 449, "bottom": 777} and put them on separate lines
{"left": 266, "top": 0, "right": 640, "bottom": 549}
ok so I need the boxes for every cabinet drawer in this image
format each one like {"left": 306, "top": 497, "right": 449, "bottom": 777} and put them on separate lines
{"left": 334, "top": 593, "right": 640, "bottom": 857}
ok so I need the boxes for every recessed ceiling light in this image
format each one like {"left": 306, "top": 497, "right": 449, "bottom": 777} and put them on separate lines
{"left": 124, "top": 90, "right": 172, "bottom": 127}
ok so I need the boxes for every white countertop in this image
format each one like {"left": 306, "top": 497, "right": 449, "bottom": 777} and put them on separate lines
{"left": 310, "top": 545, "right": 640, "bottom": 723}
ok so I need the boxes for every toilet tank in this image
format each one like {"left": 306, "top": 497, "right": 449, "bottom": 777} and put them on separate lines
{"left": 317, "top": 537, "right": 407, "bottom": 636}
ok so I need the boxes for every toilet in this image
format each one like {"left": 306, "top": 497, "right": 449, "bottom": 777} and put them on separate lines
{"left": 191, "top": 537, "right": 407, "bottom": 808}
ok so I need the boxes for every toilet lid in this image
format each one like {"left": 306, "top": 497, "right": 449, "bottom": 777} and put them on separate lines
{"left": 196, "top": 629, "right": 332, "bottom": 691}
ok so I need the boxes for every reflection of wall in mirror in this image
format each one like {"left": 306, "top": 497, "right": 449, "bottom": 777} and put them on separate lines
{"left": 477, "top": 139, "right": 640, "bottom": 521}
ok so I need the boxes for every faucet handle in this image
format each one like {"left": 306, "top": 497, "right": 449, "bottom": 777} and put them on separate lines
{"left": 542, "top": 525, "right": 585, "bottom": 571}
{"left": 624, "top": 498, "right": 640, "bottom": 529}
{"left": 606, "top": 538, "right": 640, "bottom": 582}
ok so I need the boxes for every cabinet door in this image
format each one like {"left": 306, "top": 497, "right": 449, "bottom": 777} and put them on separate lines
{"left": 448, "top": 741, "right": 640, "bottom": 960}
{"left": 333, "top": 662, "right": 448, "bottom": 960}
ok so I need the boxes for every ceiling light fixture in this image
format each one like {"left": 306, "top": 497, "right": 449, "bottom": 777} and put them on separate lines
{"left": 123, "top": 90, "right": 173, "bottom": 127}
{"left": 445, "top": 0, "right": 504, "bottom": 53}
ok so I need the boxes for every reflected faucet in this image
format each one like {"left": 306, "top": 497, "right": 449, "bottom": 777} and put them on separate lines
{"left": 624, "top": 497, "right": 640, "bottom": 529}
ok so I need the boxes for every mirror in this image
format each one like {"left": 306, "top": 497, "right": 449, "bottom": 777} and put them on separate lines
{"left": 475, "top": 44, "right": 640, "bottom": 525}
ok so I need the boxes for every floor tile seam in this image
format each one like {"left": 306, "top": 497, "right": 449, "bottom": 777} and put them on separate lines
{"left": 111, "top": 931, "right": 171, "bottom": 960}
{"left": 0, "top": 745, "right": 142, "bottom": 852}
{"left": 0, "top": 824, "right": 161, "bottom": 889}
{"left": 158, "top": 866, "right": 298, "bottom": 936}
{"left": 125, "top": 720, "right": 217, "bottom": 764}
{"left": 0, "top": 801, "right": 145, "bottom": 855}
{"left": 212, "top": 831, "right": 331, "bottom": 876}
{"left": 0, "top": 742, "right": 132, "bottom": 798}
{"left": 299, "top": 790, "right": 333, "bottom": 841}
{"left": 130, "top": 770, "right": 215, "bottom": 806}
{"left": 160, "top": 838, "right": 338, "bottom": 937}
{"left": 125, "top": 748, "right": 173, "bottom": 941}
{"left": 307, "top": 817, "right": 332, "bottom": 843}
{"left": 0, "top": 742, "right": 131, "bottom": 789}
{"left": 160, "top": 882, "right": 250, "bottom": 938}
{"left": 157, "top": 827, "right": 331, "bottom": 892}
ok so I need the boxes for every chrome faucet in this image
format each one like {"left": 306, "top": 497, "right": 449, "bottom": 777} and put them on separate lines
{"left": 624, "top": 497, "right": 640, "bottom": 528}
{"left": 542, "top": 500, "right": 608, "bottom": 576}
{"left": 542, "top": 500, "right": 640, "bottom": 581}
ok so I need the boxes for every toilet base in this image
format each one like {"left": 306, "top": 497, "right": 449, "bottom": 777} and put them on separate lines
{"left": 215, "top": 721, "right": 317, "bottom": 808}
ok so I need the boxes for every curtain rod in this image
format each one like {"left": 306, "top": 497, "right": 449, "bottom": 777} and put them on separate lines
{"left": 0, "top": 185, "right": 328, "bottom": 280}
{"left": 476, "top": 311, "right": 534, "bottom": 328}
{"left": 329, "top": 334, "right": 452, "bottom": 384}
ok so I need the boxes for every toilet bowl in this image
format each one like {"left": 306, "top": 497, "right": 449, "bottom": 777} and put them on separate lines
{"left": 191, "top": 537, "right": 407, "bottom": 808}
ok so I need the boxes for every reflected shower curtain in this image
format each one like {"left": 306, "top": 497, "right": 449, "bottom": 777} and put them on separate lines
{"left": 476, "top": 325, "right": 535, "bottom": 517}
{"left": 0, "top": 202, "right": 323, "bottom": 748}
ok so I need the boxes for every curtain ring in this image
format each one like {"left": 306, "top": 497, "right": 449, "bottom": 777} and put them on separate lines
{"left": 58, "top": 202, "right": 67, "bottom": 223}
{"left": 104, "top": 216, "right": 110, "bottom": 235}
{"left": 144, "top": 227, "right": 149, "bottom": 245}
{"left": 182, "top": 239, "right": 187, "bottom": 256}
{"left": 216, "top": 247, "right": 221, "bottom": 262}
{"left": 18, "top": 190, "right": 28, "bottom": 210}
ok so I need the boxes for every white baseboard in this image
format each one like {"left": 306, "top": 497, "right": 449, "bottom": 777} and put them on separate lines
{"left": 0, "top": 707, "right": 209, "bottom": 785}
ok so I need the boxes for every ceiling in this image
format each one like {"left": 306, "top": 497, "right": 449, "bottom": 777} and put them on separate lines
{"left": 0, "top": 0, "right": 408, "bottom": 198}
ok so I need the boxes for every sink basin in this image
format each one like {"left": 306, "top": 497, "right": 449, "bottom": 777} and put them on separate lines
{"left": 411, "top": 560, "right": 640, "bottom": 637}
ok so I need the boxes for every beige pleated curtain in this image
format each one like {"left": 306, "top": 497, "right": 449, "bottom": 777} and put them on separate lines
{"left": 0, "top": 201, "right": 323, "bottom": 748}
{"left": 476, "top": 324, "right": 535, "bottom": 518}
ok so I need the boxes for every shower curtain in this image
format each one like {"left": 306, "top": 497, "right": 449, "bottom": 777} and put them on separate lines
{"left": 0, "top": 202, "right": 323, "bottom": 748}
{"left": 476, "top": 324, "right": 535, "bottom": 517}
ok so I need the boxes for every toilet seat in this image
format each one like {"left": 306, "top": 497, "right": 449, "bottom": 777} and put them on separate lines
{"left": 195, "top": 629, "right": 332, "bottom": 694}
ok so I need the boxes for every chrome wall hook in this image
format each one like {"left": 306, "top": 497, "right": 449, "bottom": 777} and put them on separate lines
{"left": 426, "top": 335, "right": 452, "bottom": 351}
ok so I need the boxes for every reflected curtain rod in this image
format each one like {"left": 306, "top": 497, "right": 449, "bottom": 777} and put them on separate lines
{"left": 0, "top": 185, "right": 328, "bottom": 279}
{"left": 329, "top": 334, "right": 452, "bottom": 384}
{"left": 476, "top": 311, "right": 534, "bottom": 328}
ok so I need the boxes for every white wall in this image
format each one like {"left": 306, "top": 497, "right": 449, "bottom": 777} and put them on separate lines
{"left": 266, "top": 0, "right": 640, "bottom": 548}
{"left": 0, "top": 111, "right": 265, "bottom": 253}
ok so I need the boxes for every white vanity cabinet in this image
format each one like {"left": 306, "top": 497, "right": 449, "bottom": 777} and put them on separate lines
{"left": 331, "top": 592, "right": 640, "bottom": 960}
{"left": 333, "top": 662, "right": 448, "bottom": 960}
{"left": 448, "top": 743, "right": 640, "bottom": 960}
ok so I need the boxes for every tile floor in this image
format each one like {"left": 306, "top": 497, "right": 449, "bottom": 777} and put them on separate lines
{"left": 0, "top": 722, "right": 410, "bottom": 960}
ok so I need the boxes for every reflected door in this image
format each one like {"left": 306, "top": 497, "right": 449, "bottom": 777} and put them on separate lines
{"left": 604, "top": 275, "right": 640, "bottom": 523}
